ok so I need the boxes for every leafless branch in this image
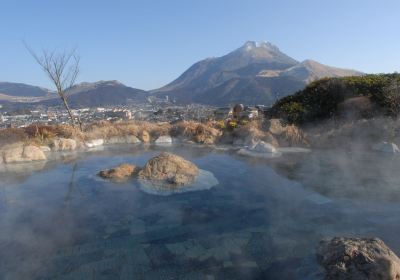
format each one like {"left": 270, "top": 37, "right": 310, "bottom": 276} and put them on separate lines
{"left": 24, "top": 42, "right": 82, "bottom": 130}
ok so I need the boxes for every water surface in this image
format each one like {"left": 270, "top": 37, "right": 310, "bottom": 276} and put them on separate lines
{"left": 1, "top": 144, "right": 400, "bottom": 279}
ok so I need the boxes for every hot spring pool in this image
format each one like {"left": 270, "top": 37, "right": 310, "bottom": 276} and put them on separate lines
{"left": 1, "top": 144, "right": 400, "bottom": 279}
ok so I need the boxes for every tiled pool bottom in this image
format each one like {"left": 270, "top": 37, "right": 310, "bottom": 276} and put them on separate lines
{"left": 1, "top": 145, "right": 400, "bottom": 279}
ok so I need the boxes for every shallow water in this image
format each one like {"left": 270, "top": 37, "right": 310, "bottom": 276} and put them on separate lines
{"left": 1, "top": 144, "right": 400, "bottom": 279}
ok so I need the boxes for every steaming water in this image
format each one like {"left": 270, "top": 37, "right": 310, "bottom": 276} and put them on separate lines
{"left": 1, "top": 144, "right": 400, "bottom": 279}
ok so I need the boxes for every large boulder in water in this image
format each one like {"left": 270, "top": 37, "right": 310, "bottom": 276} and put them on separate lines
{"left": 317, "top": 237, "right": 400, "bottom": 280}
{"left": 98, "top": 163, "right": 140, "bottom": 181}
{"left": 138, "top": 152, "right": 199, "bottom": 186}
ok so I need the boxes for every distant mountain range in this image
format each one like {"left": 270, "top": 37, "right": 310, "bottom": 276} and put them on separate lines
{"left": 0, "top": 80, "right": 147, "bottom": 108}
{"left": 151, "top": 41, "right": 362, "bottom": 105}
{"left": 0, "top": 41, "right": 363, "bottom": 108}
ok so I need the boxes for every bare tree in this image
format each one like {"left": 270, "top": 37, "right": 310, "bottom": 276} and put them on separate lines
{"left": 25, "top": 43, "right": 83, "bottom": 130}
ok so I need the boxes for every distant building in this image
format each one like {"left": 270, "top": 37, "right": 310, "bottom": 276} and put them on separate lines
{"left": 134, "top": 110, "right": 154, "bottom": 120}
{"left": 239, "top": 107, "right": 259, "bottom": 120}
{"left": 105, "top": 110, "right": 132, "bottom": 120}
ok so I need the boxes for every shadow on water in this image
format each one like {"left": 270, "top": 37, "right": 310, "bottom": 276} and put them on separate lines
{"left": 1, "top": 144, "right": 400, "bottom": 279}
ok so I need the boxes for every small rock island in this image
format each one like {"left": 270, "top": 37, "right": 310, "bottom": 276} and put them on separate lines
{"left": 98, "top": 163, "right": 141, "bottom": 181}
{"left": 138, "top": 152, "right": 199, "bottom": 186}
{"left": 97, "top": 152, "right": 217, "bottom": 195}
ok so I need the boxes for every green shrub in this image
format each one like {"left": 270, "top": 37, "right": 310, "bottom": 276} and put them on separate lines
{"left": 269, "top": 73, "right": 400, "bottom": 124}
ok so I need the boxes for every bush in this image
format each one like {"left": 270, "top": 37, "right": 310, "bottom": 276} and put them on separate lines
{"left": 269, "top": 73, "right": 400, "bottom": 124}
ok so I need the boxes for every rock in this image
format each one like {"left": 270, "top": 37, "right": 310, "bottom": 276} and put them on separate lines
{"left": 267, "top": 119, "right": 286, "bottom": 135}
{"left": 22, "top": 145, "right": 47, "bottom": 161}
{"left": 278, "top": 125, "right": 308, "bottom": 147}
{"left": 3, "top": 145, "right": 24, "bottom": 163}
{"left": 233, "top": 125, "right": 279, "bottom": 147}
{"left": 51, "top": 138, "right": 77, "bottom": 151}
{"left": 105, "top": 135, "right": 140, "bottom": 144}
{"left": 98, "top": 163, "right": 141, "bottom": 181}
{"left": 39, "top": 146, "right": 51, "bottom": 152}
{"left": 2, "top": 144, "right": 46, "bottom": 163}
{"left": 85, "top": 139, "right": 104, "bottom": 148}
{"left": 155, "top": 135, "right": 173, "bottom": 144}
{"left": 317, "top": 237, "right": 400, "bottom": 280}
{"left": 140, "top": 130, "right": 150, "bottom": 143}
{"left": 372, "top": 142, "right": 400, "bottom": 154}
{"left": 138, "top": 152, "right": 199, "bottom": 186}
{"left": 250, "top": 141, "right": 277, "bottom": 153}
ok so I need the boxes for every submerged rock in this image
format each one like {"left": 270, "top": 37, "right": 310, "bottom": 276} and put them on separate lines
{"left": 317, "top": 237, "right": 400, "bottom": 280}
{"left": 250, "top": 141, "right": 277, "bottom": 153}
{"left": 51, "top": 138, "right": 77, "bottom": 151}
{"left": 85, "top": 139, "right": 104, "bottom": 148}
{"left": 237, "top": 140, "right": 280, "bottom": 158}
{"left": 98, "top": 163, "right": 140, "bottom": 181}
{"left": 155, "top": 135, "right": 173, "bottom": 144}
{"left": 372, "top": 142, "right": 400, "bottom": 154}
{"left": 138, "top": 152, "right": 199, "bottom": 186}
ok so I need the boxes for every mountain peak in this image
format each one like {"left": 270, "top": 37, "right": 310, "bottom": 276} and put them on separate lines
{"left": 241, "top": 41, "right": 280, "bottom": 52}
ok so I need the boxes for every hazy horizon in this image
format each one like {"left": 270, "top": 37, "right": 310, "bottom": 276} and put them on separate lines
{"left": 1, "top": 0, "right": 399, "bottom": 90}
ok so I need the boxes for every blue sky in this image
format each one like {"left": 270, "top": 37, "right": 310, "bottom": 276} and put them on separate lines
{"left": 0, "top": 0, "right": 399, "bottom": 90}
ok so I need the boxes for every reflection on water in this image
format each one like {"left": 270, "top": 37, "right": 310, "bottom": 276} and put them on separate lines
{"left": 1, "top": 144, "right": 400, "bottom": 279}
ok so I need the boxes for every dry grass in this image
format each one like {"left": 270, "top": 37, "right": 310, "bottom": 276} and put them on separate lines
{"left": 84, "top": 120, "right": 173, "bottom": 141}
{"left": 3, "top": 119, "right": 312, "bottom": 148}
{"left": 0, "top": 124, "right": 84, "bottom": 146}
{"left": 171, "top": 121, "right": 221, "bottom": 144}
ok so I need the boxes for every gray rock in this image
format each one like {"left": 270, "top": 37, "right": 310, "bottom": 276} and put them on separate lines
{"left": 105, "top": 135, "right": 140, "bottom": 144}
{"left": 267, "top": 119, "right": 286, "bottom": 135}
{"left": 250, "top": 141, "right": 277, "bottom": 153}
{"left": 317, "top": 237, "right": 400, "bottom": 280}
{"left": 39, "top": 145, "right": 51, "bottom": 152}
{"left": 155, "top": 135, "right": 173, "bottom": 144}
{"left": 372, "top": 142, "right": 400, "bottom": 154}
{"left": 85, "top": 139, "right": 104, "bottom": 148}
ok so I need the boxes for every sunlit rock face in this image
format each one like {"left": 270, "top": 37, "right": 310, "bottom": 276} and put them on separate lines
{"left": 1, "top": 144, "right": 46, "bottom": 163}
{"left": 139, "top": 130, "right": 150, "bottom": 143}
{"left": 317, "top": 237, "right": 400, "bottom": 280}
{"left": 98, "top": 163, "right": 141, "bottom": 182}
{"left": 138, "top": 152, "right": 199, "bottom": 186}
